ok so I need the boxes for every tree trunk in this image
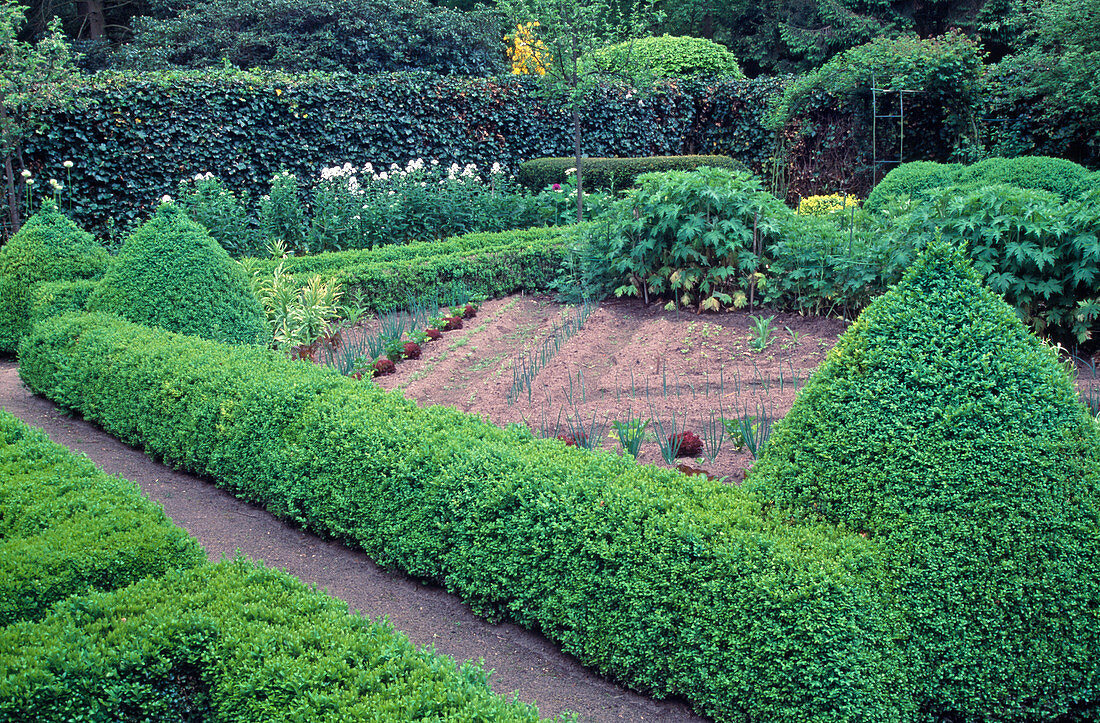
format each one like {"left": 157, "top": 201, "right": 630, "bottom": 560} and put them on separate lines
{"left": 80, "top": 0, "right": 106, "bottom": 39}
{"left": 573, "top": 107, "right": 583, "bottom": 224}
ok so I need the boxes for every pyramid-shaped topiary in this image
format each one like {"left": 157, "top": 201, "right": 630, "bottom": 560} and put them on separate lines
{"left": 749, "top": 241, "right": 1100, "bottom": 721}
{"left": 86, "top": 204, "right": 266, "bottom": 345}
{"left": 0, "top": 200, "right": 108, "bottom": 353}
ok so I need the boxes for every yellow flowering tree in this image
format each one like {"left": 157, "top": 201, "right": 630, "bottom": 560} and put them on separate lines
{"left": 506, "top": 21, "right": 549, "bottom": 75}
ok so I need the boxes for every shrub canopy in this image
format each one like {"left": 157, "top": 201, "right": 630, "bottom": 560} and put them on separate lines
{"left": 586, "top": 35, "right": 745, "bottom": 78}
{"left": 749, "top": 241, "right": 1100, "bottom": 720}
{"left": 86, "top": 204, "right": 266, "bottom": 345}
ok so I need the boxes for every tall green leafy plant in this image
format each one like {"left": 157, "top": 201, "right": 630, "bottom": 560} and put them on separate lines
{"left": 599, "top": 166, "right": 787, "bottom": 311}
{"left": 902, "top": 184, "right": 1100, "bottom": 343}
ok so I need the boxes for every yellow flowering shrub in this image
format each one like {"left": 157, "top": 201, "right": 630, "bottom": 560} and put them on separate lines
{"left": 797, "top": 193, "right": 861, "bottom": 216}
{"left": 506, "top": 22, "right": 549, "bottom": 76}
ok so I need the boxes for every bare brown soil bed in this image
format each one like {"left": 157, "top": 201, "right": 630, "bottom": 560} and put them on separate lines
{"left": 355, "top": 293, "right": 1100, "bottom": 484}
{"left": 358, "top": 293, "right": 849, "bottom": 483}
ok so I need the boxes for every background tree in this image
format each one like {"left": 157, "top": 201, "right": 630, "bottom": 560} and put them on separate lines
{"left": 495, "top": 0, "right": 660, "bottom": 222}
{"left": 0, "top": 0, "right": 73, "bottom": 236}
{"left": 108, "top": 0, "right": 507, "bottom": 75}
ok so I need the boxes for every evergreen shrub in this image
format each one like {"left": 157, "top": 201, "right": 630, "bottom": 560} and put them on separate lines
{"left": 749, "top": 241, "right": 1100, "bottom": 720}
{"left": 0, "top": 410, "right": 205, "bottom": 625}
{"left": 86, "top": 204, "right": 267, "bottom": 345}
{"left": 28, "top": 279, "right": 98, "bottom": 327}
{"left": 955, "top": 155, "right": 1095, "bottom": 199}
{"left": 0, "top": 200, "right": 107, "bottom": 353}
{"left": 0, "top": 559, "right": 546, "bottom": 721}
{"left": 18, "top": 312, "right": 909, "bottom": 721}
{"left": 250, "top": 225, "right": 579, "bottom": 312}
{"left": 586, "top": 35, "right": 745, "bottom": 78}
{"left": 517, "top": 155, "right": 745, "bottom": 192}
{"left": 863, "top": 161, "right": 962, "bottom": 211}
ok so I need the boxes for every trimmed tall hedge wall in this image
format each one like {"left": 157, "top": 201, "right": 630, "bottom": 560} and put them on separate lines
{"left": 18, "top": 312, "right": 909, "bottom": 722}
{"left": 0, "top": 559, "right": 548, "bottom": 721}
{"left": 22, "top": 71, "right": 787, "bottom": 239}
{"left": 0, "top": 410, "right": 206, "bottom": 625}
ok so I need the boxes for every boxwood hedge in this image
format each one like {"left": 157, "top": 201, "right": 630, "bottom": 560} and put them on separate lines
{"left": 86, "top": 204, "right": 267, "bottom": 345}
{"left": 748, "top": 241, "right": 1100, "bottom": 721}
{"left": 0, "top": 559, "right": 548, "bottom": 722}
{"left": 516, "top": 156, "right": 746, "bottom": 192}
{"left": 0, "top": 201, "right": 107, "bottom": 353}
{"left": 19, "top": 312, "right": 909, "bottom": 722}
{"left": 255, "top": 225, "right": 578, "bottom": 310}
{"left": 0, "top": 410, "right": 205, "bottom": 625}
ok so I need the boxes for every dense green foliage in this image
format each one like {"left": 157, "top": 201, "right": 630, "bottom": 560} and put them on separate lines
{"left": 586, "top": 35, "right": 744, "bottom": 78}
{"left": 516, "top": 155, "right": 745, "bottom": 191}
{"left": 110, "top": 0, "right": 506, "bottom": 76}
{"left": 893, "top": 185, "right": 1100, "bottom": 342}
{"left": 18, "top": 311, "right": 909, "bottom": 721}
{"left": 0, "top": 200, "right": 106, "bottom": 353}
{"left": 867, "top": 156, "right": 1097, "bottom": 210}
{"left": 770, "top": 32, "right": 986, "bottom": 196}
{"left": 249, "top": 225, "right": 577, "bottom": 313}
{"left": 863, "top": 161, "right": 963, "bottom": 210}
{"left": 749, "top": 242, "right": 1100, "bottom": 720}
{"left": 0, "top": 409, "right": 205, "bottom": 625}
{"left": 176, "top": 172, "right": 264, "bottom": 257}
{"left": 21, "top": 71, "right": 786, "bottom": 240}
{"left": 27, "top": 279, "right": 98, "bottom": 327}
{"left": 581, "top": 167, "right": 788, "bottom": 310}
{"left": 0, "top": 558, "right": 549, "bottom": 721}
{"left": 86, "top": 204, "right": 267, "bottom": 345}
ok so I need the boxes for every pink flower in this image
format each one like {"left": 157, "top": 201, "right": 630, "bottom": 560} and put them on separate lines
{"left": 552, "top": 183, "right": 561, "bottom": 191}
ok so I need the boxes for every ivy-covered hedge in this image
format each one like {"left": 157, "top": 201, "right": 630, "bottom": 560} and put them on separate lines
{"left": 18, "top": 312, "right": 909, "bottom": 722}
{"left": 254, "top": 225, "right": 578, "bottom": 311}
{"left": 515, "top": 155, "right": 746, "bottom": 192}
{"left": 0, "top": 559, "right": 548, "bottom": 721}
{"left": 22, "top": 70, "right": 787, "bottom": 239}
{"left": 0, "top": 410, "right": 205, "bottom": 626}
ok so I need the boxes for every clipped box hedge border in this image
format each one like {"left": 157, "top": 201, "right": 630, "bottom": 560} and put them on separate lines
{"left": 260, "top": 225, "right": 579, "bottom": 311}
{"left": 0, "top": 409, "right": 206, "bottom": 626}
{"left": 0, "top": 558, "right": 548, "bottom": 721}
{"left": 19, "top": 312, "right": 911, "bottom": 722}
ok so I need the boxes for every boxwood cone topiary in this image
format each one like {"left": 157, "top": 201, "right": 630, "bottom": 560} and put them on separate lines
{"left": 86, "top": 203, "right": 267, "bottom": 345}
{"left": 0, "top": 200, "right": 107, "bottom": 353}
{"left": 748, "top": 240, "right": 1100, "bottom": 720}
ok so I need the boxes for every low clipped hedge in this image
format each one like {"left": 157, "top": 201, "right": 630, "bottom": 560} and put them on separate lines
{"left": 28, "top": 279, "right": 98, "bottom": 328}
{"left": 0, "top": 410, "right": 205, "bottom": 625}
{"left": 516, "top": 156, "right": 746, "bottom": 192}
{"left": 0, "top": 559, "right": 547, "bottom": 722}
{"left": 19, "top": 312, "right": 909, "bottom": 722}
{"left": 254, "top": 225, "right": 578, "bottom": 311}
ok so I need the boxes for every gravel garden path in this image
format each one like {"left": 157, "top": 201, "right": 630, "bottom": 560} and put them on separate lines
{"left": 0, "top": 360, "right": 706, "bottom": 723}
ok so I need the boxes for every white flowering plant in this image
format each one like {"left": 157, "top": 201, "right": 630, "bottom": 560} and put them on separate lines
{"left": 177, "top": 172, "right": 262, "bottom": 257}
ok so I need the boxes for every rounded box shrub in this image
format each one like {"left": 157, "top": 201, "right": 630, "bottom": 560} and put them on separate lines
{"left": 954, "top": 155, "right": 1095, "bottom": 199}
{"left": 517, "top": 155, "right": 746, "bottom": 193}
{"left": 749, "top": 241, "right": 1100, "bottom": 720}
{"left": 586, "top": 35, "right": 745, "bottom": 79}
{"left": 863, "top": 161, "right": 963, "bottom": 211}
{"left": 86, "top": 204, "right": 267, "bottom": 345}
{"left": 0, "top": 200, "right": 107, "bottom": 353}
